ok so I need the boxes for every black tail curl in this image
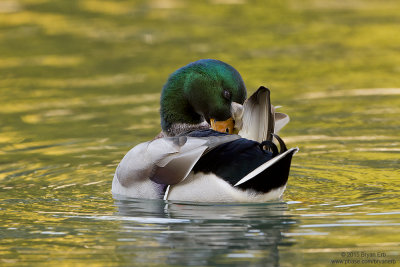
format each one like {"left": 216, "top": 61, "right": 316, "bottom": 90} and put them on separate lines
{"left": 271, "top": 133, "right": 288, "bottom": 153}
{"left": 259, "top": 134, "right": 288, "bottom": 156}
{"left": 259, "top": 141, "right": 278, "bottom": 157}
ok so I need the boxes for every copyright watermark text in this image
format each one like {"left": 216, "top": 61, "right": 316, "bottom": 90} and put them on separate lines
{"left": 330, "top": 251, "right": 397, "bottom": 265}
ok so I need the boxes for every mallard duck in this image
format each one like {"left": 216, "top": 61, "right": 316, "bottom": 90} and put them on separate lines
{"left": 112, "top": 59, "right": 298, "bottom": 202}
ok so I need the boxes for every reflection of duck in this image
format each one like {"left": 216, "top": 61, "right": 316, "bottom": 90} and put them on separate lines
{"left": 112, "top": 59, "right": 298, "bottom": 202}
{"left": 114, "top": 198, "right": 294, "bottom": 266}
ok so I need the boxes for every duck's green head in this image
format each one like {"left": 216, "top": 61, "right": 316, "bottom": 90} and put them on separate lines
{"left": 160, "top": 59, "right": 247, "bottom": 136}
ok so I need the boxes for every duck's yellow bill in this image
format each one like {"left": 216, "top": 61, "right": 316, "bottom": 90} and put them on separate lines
{"left": 210, "top": 117, "right": 234, "bottom": 134}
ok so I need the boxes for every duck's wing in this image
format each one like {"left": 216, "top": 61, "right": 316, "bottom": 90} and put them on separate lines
{"left": 274, "top": 111, "right": 290, "bottom": 135}
{"left": 116, "top": 135, "right": 240, "bottom": 187}
{"left": 115, "top": 138, "right": 183, "bottom": 187}
{"left": 238, "top": 86, "right": 290, "bottom": 143}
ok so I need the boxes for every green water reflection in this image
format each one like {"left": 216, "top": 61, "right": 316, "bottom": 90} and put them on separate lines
{"left": 1, "top": 0, "right": 399, "bottom": 266}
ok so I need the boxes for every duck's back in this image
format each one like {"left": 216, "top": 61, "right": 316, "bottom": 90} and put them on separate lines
{"left": 165, "top": 130, "right": 296, "bottom": 201}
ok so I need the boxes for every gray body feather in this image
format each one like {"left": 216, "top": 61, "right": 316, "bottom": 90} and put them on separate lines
{"left": 115, "top": 135, "right": 241, "bottom": 189}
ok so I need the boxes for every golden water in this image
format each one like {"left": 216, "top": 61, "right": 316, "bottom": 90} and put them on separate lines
{"left": 1, "top": 0, "right": 399, "bottom": 266}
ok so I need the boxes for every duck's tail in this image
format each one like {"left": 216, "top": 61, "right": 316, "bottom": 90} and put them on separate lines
{"left": 234, "top": 147, "right": 299, "bottom": 193}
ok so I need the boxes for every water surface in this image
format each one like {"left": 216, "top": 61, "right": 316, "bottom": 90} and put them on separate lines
{"left": 1, "top": 0, "right": 399, "bottom": 266}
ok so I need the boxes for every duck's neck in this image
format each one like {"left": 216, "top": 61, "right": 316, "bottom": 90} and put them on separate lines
{"left": 163, "top": 121, "right": 210, "bottom": 137}
{"left": 160, "top": 86, "right": 209, "bottom": 136}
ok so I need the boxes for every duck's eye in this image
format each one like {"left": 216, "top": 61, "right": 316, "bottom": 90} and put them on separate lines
{"left": 223, "top": 90, "right": 231, "bottom": 100}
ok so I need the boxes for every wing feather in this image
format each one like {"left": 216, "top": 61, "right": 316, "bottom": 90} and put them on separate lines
{"left": 116, "top": 135, "right": 240, "bottom": 187}
{"left": 274, "top": 112, "right": 290, "bottom": 134}
{"left": 238, "top": 86, "right": 290, "bottom": 142}
{"left": 238, "top": 86, "right": 273, "bottom": 142}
